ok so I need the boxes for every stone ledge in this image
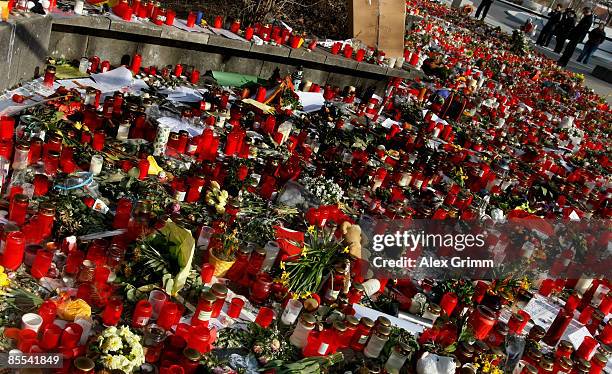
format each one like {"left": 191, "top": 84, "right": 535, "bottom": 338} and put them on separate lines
{"left": 51, "top": 15, "right": 111, "bottom": 30}
{"left": 109, "top": 19, "right": 162, "bottom": 37}
{"left": 323, "top": 53, "right": 359, "bottom": 70}
{"left": 288, "top": 48, "right": 327, "bottom": 64}
{"left": 356, "top": 62, "right": 389, "bottom": 75}
{"left": 206, "top": 34, "right": 251, "bottom": 51}
{"left": 160, "top": 27, "right": 210, "bottom": 45}
{"left": 249, "top": 43, "right": 291, "bottom": 58}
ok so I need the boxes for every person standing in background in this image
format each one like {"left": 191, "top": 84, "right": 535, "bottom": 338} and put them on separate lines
{"left": 553, "top": 9, "right": 576, "bottom": 53}
{"left": 576, "top": 23, "right": 607, "bottom": 64}
{"left": 475, "top": 0, "right": 494, "bottom": 21}
{"left": 536, "top": 4, "right": 563, "bottom": 47}
{"left": 558, "top": 7, "right": 594, "bottom": 66}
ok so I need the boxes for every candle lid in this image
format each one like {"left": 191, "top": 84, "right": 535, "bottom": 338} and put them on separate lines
{"left": 182, "top": 347, "right": 201, "bottom": 362}
{"left": 345, "top": 315, "right": 359, "bottom": 327}
{"left": 558, "top": 340, "right": 573, "bottom": 351}
{"left": 46, "top": 65, "right": 56, "bottom": 73}
{"left": 538, "top": 358, "right": 553, "bottom": 371}
{"left": 426, "top": 303, "right": 441, "bottom": 315}
{"left": 73, "top": 357, "right": 95, "bottom": 371}
{"left": 522, "top": 364, "right": 538, "bottom": 374}
{"left": 360, "top": 317, "right": 375, "bottom": 328}
{"left": 13, "top": 194, "right": 29, "bottom": 203}
{"left": 527, "top": 325, "right": 545, "bottom": 340}
{"left": 201, "top": 291, "right": 216, "bottom": 303}
{"left": 557, "top": 356, "right": 573, "bottom": 370}
{"left": 597, "top": 342, "right": 612, "bottom": 356}
{"left": 511, "top": 312, "right": 524, "bottom": 322}
{"left": 592, "top": 353, "right": 608, "bottom": 365}
{"left": 375, "top": 325, "right": 391, "bottom": 337}
{"left": 494, "top": 322, "right": 508, "bottom": 335}
{"left": 211, "top": 283, "right": 228, "bottom": 297}
{"left": 376, "top": 316, "right": 391, "bottom": 328}
{"left": 473, "top": 340, "right": 489, "bottom": 354}
{"left": 572, "top": 358, "right": 590, "bottom": 372}
{"left": 332, "top": 321, "right": 347, "bottom": 332}
{"left": 299, "top": 313, "right": 316, "bottom": 327}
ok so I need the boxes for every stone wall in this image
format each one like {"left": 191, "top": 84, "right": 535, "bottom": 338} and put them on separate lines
{"left": 1, "top": 13, "right": 423, "bottom": 94}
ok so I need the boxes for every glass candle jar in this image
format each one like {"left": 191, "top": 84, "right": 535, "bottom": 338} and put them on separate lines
{"left": 575, "top": 336, "right": 598, "bottom": 361}
{"left": 157, "top": 302, "right": 179, "bottom": 330}
{"left": 37, "top": 203, "right": 55, "bottom": 239}
{"left": 89, "top": 154, "right": 104, "bottom": 175}
{"left": 144, "top": 325, "right": 167, "bottom": 363}
{"left": 281, "top": 299, "right": 303, "bottom": 325}
{"left": 181, "top": 348, "right": 201, "bottom": 374}
{"left": 527, "top": 325, "right": 546, "bottom": 343}
{"left": 467, "top": 305, "right": 497, "bottom": 340}
{"left": 565, "top": 293, "right": 582, "bottom": 313}
{"left": 40, "top": 323, "right": 62, "bottom": 350}
{"left": 571, "top": 358, "right": 591, "bottom": 374}
{"left": 487, "top": 322, "right": 509, "bottom": 347}
{"left": 508, "top": 312, "right": 527, "bottom": 335}
{"left": 440, "top": 292, "right": 458, "bottom": 316}
{"left": 350, "top": 317, "right": 375, "bottom": 351}
{"left": 385, "top": 342, "right": 412, "bottom": 372}
{"left": 210, "top": 283, "right": 228, "bottom": 318}
{"left": 73, "top": 357, "right": 95, "bottom": 374}
{"left": 341, "top": 315, "right": 359, "bottom": 347}
{"left": 2, "top": 231, "right": 26, "bottom": 270}
{"left": 554, "top": 356, "right": 573, "bottom": 373}
{"left": 589, "top": 353, "right": 607, "bottom": 374}
{"left": 92, "top": 130, "right": 105, "bottom": 151}
{"left": 60, "top": 323, "right": 83, "bottom": 349}
{"left": 423, "top": 303, "right": 442, "bottom": 323}
{"left": 524, "top": 346, "right": 543, "bottom": 367}
{"left": 31, "top": 250, "right": 53, "bottom": 279}
{"left": 148, "top": 289, "right": 168, "bottom": 320}
{"left": 363, "top": 325, "right": 391, "bottom": 358}
{"left": 43, "top": 65, "right": 56, "bottom": 87}
{"left": 12, "top": 142, "right": 30, "bottom": 170}
{"left": 192, "top": 291, "right": 216, "bottom": 327}
{"left": 227, "top": 297, "right": 244, "bottom": 319}
{"left": 586, "top": 310, "right": 604, "bottom": 335}
{"left": 556, "top": 340, "right": 574, "bottom": 359}
{"left": 539, "top": 358, "right": 554, "bottom": 373}
{"left": 132, "top": 300, "right": 153, "bottom": 328}
{"left": 113, "top": 198, "right": 132, "bottom": 229}
{"left": 187, "top": 325, "right": 210, "bottom": 354}
{"left": 44, "top": 150, "right": 60, "bottom": 175}
{"left": 289, "top": 313, "right": 316, "bottom": 348}
{"left": 250, "top": 273, "right": 273, "bottom": 304}
{"left": 102, "top": 298, "right": 124, "bottom": 326}
{"left": 254, "top": 307, "right": 275, "bottom": 328}
{"left": 543, "top": 309, "right": 573, "bottom": 346}
{"left": 9, "top": 194, "right": 29, "bottom": 225}
{"left": 455, "top": 341, "right": 475, "bottom": 364}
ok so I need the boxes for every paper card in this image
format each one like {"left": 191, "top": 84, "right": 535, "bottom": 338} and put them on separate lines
{"left": 353, "top": 303, "right": 425, "bottom": 335}
{"left": 522, "top": 295, "right": 559, "bottom": 329}
{"left": 91, "top": 66, "right": 134, "bottom": 92}
{"left": 381, "top": 117, "right": 400, "bottom": 129}
{"left": 567, "top": 326, "right": 594, "bottom": 350}
{"left": 296, "top": 91, "right": 324, "bottom": 113}
{"left": 92, "top": 199, "right": 109, "bottom": 214}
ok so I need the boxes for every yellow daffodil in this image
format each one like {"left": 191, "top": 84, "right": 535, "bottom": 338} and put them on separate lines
{"left": 342, "top": 246, "right": 350, "bottom": 254}
{"left": 279, "top": 261, "right": 286, "bottom": 270}
{"left": 307, "top": 225, "right": 316, "bottom": 234}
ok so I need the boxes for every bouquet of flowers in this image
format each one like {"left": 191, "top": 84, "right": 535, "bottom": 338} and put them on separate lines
{"left": 94, "top": 326, "right": 145, "bottom": 373}
{"left": 300, "top": 176, "right": 344, "bottom": 205}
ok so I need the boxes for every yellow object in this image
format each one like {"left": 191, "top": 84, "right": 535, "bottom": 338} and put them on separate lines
{"left": 208, "top": 250, "right": 235, "bottom": 277}
{"left": 146, "top": 156, "right": 163, "bottom": 175}
{"left": 158, "top": 219, "right": 195, "bottom": 295}
{"left": 57, "top": 299, "right": 92, "bottom": 321}
{"left": 242, "top": 99, "right": 275, "bottom": 114}
{"left": 1, "top": 1, "right": 9, "bottom": 22}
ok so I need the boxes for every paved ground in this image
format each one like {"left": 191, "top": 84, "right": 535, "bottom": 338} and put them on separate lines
{"left": 443, "top": 0, "right": 612, "bottom": 102}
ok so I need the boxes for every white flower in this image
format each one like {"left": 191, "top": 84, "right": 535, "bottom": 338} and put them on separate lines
{"left": 102, "top": 336, "right": 123, "bottom": 352}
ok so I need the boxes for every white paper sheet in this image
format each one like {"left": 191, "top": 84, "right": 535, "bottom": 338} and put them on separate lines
{"left": 296, "top": 91, "right": 324, "bottom": 113}
{"left": 91, "top": 66, "right": 134, "bottom": 92}
{"left": 353, "top": 304, "right": 426, "bottom": 336}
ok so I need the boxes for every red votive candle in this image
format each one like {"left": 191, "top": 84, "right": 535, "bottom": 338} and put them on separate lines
{"left": 250, "top": 273, "right": 273, "bottom": 304}
{"left": 92, "top": 130, "right": 105, "bottom": 151}
{"left": 543, "top": 309, "right": 573, "bottom": 346}
{"left": 355, "top": 49, "right": 365, "bottom": 62}
{"left": 245, "top": 26, "right": 254, "bottom": 41}
{"left": 575, "top": 336, "right": 598, "bottom": 361}
{"left": 255, "top": 307, "right": 275, "bottom": 328}
{"left": 122, "top": 7, "right": 133, "bottom": 20}
{"left": 40, "top": 323, "right": 62, "bottom": 350}
{"left": 132, "top": 300, "right": 153, "bottom": 328}
{"left": 565, "top": 292, "right": 581, "bottom": 313}
{"left": 9, "top": 194, "right": 29, "bottom": 225}
{"left": 255, "top": 86, "right": 267, "bottom": 103}
{"left": 165, "top": 9, "right": 175, "bottom": 25}
{"left": 343, "top": 44, "right": 353, "bottom": 58}
{"left": 61, "top": 323, "right": 83, "bottom": 349}
{"left": 131, "top": 54, "right": 142, "bottom": 75}
{"left": 213, "top": 16, "right": 223, "bottom": 28}
{"left": 113, "top": 198, "right": 132, "bottom": 229}
{"left": 467, "top": 305, "right": 496, "bottom": 340}
{"left": 157, "top": 302, "right": 179, "bottom": 330}
{"left": 188, "top": 325, "right": 210, "bottom": 354}
{"left": 439, "top": 292, "right": 458, "bottom": 317}
{"left": 174, "top": 64, "right": 183, "bottom": 77}
{"left": 508, "top": 312, "right": 528, "bottom": 334}
{"left": 331, "top": 42, "right": 341, "bottom": 54}
{"left": 2, "top": 231, "right": 26, "bottom": 271}
{"left": 190, "top": 69, "right": 200, "bottom": 84}
{"left": 31, "top": 250, "right": 53, "bottom": 279}
{"left": 599, "top": 320, "right": 612, "bottom": 344}
{"left": 227, "top": 298, "right": 244, "bottom": 319}
{"left": 138, "top": 158, "right": 149, "bottom": 180}
{"left": 101, "top": 298, "right": 123, "bottom": 326}
{"left": 65, "top": 250, "right": 85, "bottom": 275}
{"left": 200, "top": 263, "right": 214, "bottom": 283}
{"left": 38, "top": 300, "right": 57, "bottom": 325}
{"left": 186, "top": 11, "right": 196, "bottom": 27}
{"left": 0, "top": 116, "right": 15, "bottom": 141}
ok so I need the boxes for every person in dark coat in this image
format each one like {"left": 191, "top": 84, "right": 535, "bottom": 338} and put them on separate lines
{"left": 577, "top": 23, "right": 607, "bottom": 64}
{"left": 558, "top": 8, "right": 594, "bottom": 66}
{"left": 475, "top": 0, "right": 494, "bottom": 20}
{"left": 536, "top": 4, "right": 563, "bottom": 46}
{"left": 554, "top": 9, "right": 576, "bottom": 53}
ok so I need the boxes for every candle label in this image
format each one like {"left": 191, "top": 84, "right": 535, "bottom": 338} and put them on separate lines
{"left": 317, "top": 342, "right": 329, "bottom": 355}
{"left": 92, "top": 199, "right": 109, "bottom": 214}
{"left": 198, "top": 310, "right": 212, "bottom": 321}
{"left": 358, "top": 334, "right": 369, "bottom": 344}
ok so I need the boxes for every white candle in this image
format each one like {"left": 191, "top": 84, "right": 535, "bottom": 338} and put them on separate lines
{"left": 74, "top": 0, "right": 84, "bottom": 15}
{"left": 575, "top": 277, "right": 593, "bottom": 296}
{"left": 21, "top": 313, "right": 43, "bottom": 332}
{"left": 89, "top": 154, "right": 104, "bottom": 175}
{"left": 280, "top": 299, "right": 303, "bottom": 325}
